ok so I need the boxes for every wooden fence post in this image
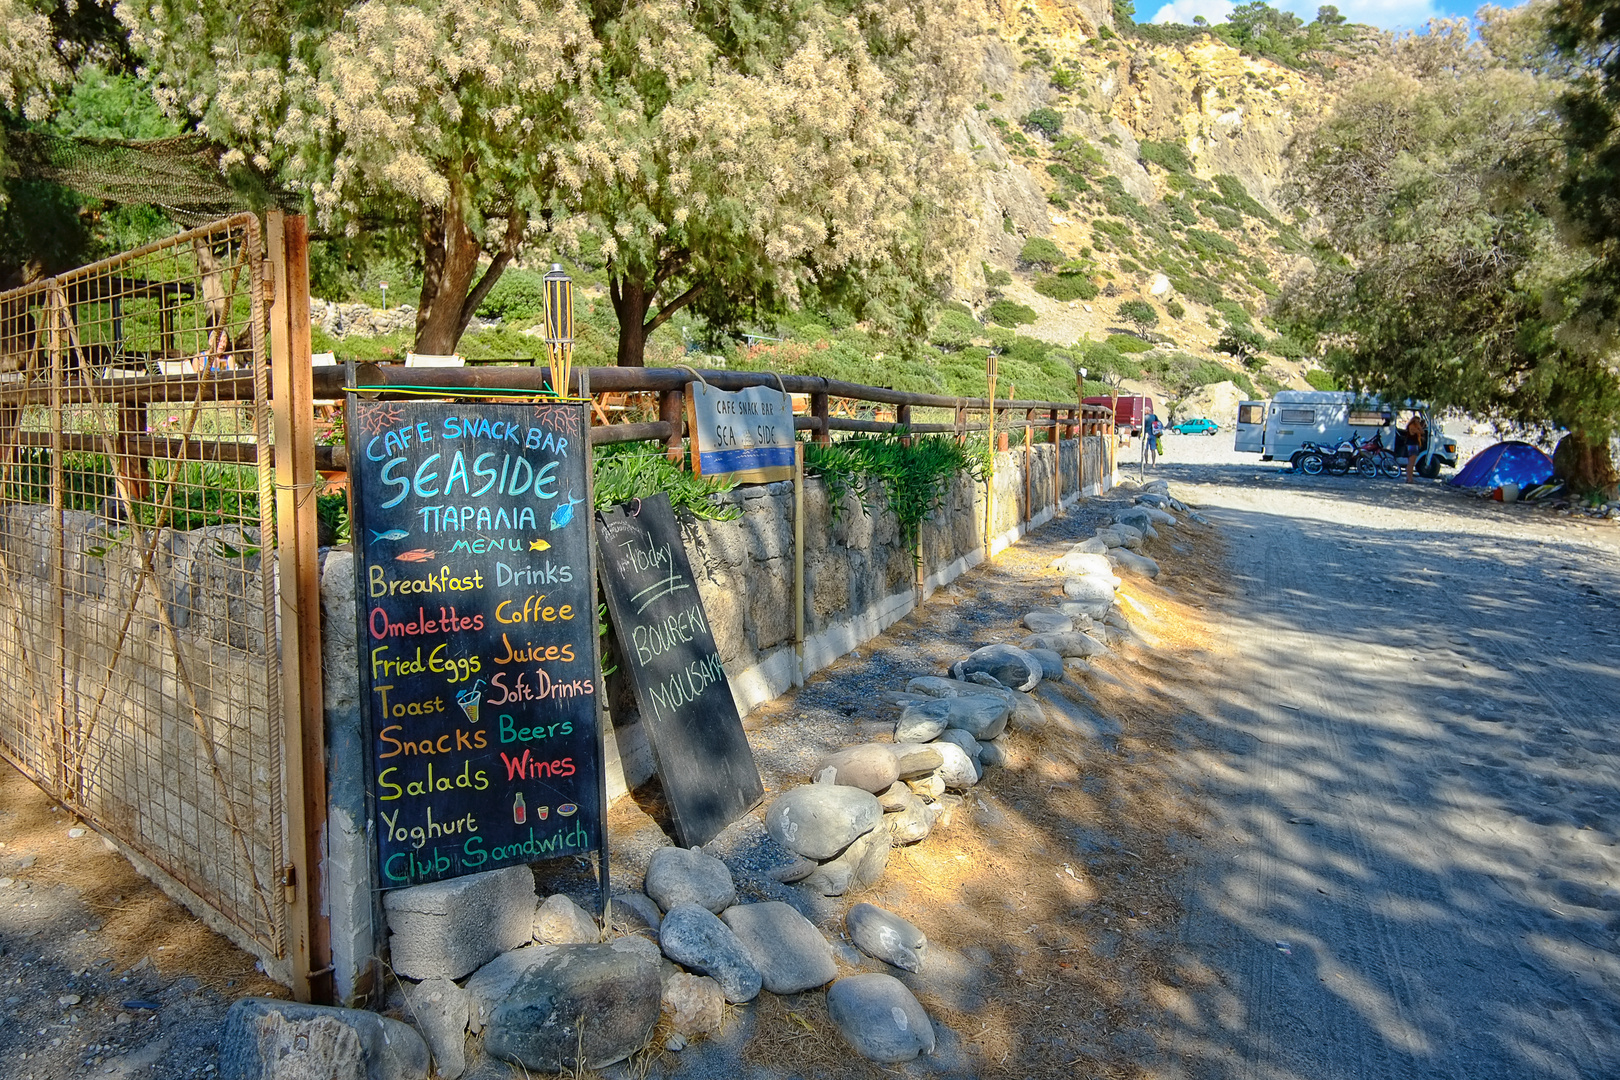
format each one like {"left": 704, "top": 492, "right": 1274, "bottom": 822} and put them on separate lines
{"left": 810, "top": 390, "right": 831, "bottom": 446}
{"left": 268, "top": 212, "right": 332, "bottom": 1005}
{"left": 659, "top": 389, "right": 684, "bottom": 463}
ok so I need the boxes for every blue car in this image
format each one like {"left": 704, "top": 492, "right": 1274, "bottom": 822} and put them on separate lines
{"left": 1171, "top": 417, "right": 1219, "bottom": 435}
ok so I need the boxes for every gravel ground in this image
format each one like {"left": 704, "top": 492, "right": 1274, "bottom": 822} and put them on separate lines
{"left": 1141, "top": 435, "right": 1620, "bottom": 1079}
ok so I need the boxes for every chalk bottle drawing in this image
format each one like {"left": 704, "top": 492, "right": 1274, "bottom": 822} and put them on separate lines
{"left": 513, "top": 792, "right": 526, "bottom": 825}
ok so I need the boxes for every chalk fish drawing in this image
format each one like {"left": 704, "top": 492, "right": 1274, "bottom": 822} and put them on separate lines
{"left": 395, "top": 549, "right": 437, "bottom": 563}
{"left": 369, "top": 528, "right": 409, "bottom": 543}
{"left": 528, "top": 538, "right": 551, "bottom": 551}
{"left": 549, "top": 491, "right": 583, "bottom": 531}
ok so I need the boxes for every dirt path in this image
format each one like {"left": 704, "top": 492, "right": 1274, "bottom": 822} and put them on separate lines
{"left": 1148, "top": 456, "right": 1620, "bottom": 1080}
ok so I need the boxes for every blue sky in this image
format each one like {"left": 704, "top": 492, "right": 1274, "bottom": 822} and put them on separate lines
{"left": 1147, "top": 0, "right": 1508, "bottom": 32}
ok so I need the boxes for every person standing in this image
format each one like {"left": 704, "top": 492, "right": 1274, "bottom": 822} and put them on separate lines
{"left": 1403, "top": 413, "right": 1427, "bottom": 484}
{"left": 1145, "top": 412, "right": 1163, "bottom": 466}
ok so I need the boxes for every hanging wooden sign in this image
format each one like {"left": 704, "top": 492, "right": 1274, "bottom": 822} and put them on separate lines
{"left": 347, "top": 399, "right": 606, "bottom": 890}
{"left": 685, "top": 381, "right": 796, "bottom": 484}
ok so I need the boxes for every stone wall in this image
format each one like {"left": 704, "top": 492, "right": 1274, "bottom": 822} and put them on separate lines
{"left": 317, "top": 433, "right": 1114, "bottom": 1004}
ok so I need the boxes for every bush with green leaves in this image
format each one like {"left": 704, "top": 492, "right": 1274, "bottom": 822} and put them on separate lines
{"left": 1117, "top": 299, "right": 1159, "bottom": 334}
{"left": 1214, "top": 299, "right": 1253, "bottom": 326}
{"left": 1138, "top": 140, "right": 1192, "bottom": 173}
{"left": 1164, "top": 299, "right": 1187, "bottom": 319}
{"left": 982, "top": 262, "right": 1013, "bottom": 287}
{"left": 986, "top": 299, "right": 1039, "bottom": 328}
{"left": 1035, "top": 273, "right": 1098, "bottom": 301}
{"left": 1304, "top": 368, "right": 1341, "bottom": 391}
{"left": 1212, "top": 174, "right": 1278, "bottom": 224}
{"left": 929, "top": 307, "right": 982, "bottom": 350}
{"left": 1018, "top": 236, "right": 1067, "bottom": 269}
{"left": 1106, "top": 333, "right": 1154, "bottom": 354}
{"left": 592, "top": 443, "right": 739, "bottom": 520}
{"left": 474, "top": 269, "right": 548, "bottom": 321}
{"left": 1021, "top": 107, "right": 1064, "bottom": 139}
{"left": 1216, "top": 325, "right": 1266, "bottom": 361}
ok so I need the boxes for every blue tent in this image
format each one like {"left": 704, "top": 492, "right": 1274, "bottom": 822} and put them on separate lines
{"left": 1450, "top": 441, "right": 1555, "bottom": 490}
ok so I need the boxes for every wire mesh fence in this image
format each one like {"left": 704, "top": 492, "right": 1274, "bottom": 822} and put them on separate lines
{"left": 0, "top": 214, "right": 285, "bottom": 962}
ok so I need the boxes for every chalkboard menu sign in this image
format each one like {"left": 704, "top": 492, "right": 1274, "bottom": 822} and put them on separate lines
{"left": 348, "top": 399, "right": 604, "bottom": 890}
{"left": 596, "top": 494, "right": 763, "bottom": 847}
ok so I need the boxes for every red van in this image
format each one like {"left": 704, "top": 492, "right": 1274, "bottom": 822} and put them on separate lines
{"left": 1083, "top": 395, "right": 1154, "bottom": 436}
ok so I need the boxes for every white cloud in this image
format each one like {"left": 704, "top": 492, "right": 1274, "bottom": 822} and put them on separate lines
{"left": 1150, "top": 0, "right": 1446, "bottom": 31}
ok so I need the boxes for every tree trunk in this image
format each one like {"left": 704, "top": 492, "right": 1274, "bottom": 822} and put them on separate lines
{"left": 1552, "top": 431, "right": 1619, "bottom": 497}
{"left": 610, "top": 275, "right": 651, "bottom": 367}
{"left": 415, "top": 196, "right": 484, "bottom": 357}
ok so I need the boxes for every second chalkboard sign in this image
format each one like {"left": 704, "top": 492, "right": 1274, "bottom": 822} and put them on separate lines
{"left": 596, "top": 494, "right": 763, "bottom": 847}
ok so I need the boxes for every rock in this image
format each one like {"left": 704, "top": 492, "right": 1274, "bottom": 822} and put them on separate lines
{"left": 534, "top": 894, "right": 598, "bottom": 945}
{"left": 1058, "top": 598, "right": 1109, "bottom": 620}
{"left": 1142, "top": 479, "right": 1170, "bottom": 495}
{"left": 1139, "top": 506, "right": 1178, "bottom": 526}
{"left": 1025, "top": 648, "right": 1065, "bottom": 681}
{"left": 802, "top": 828, "right": 891, "bottom": 897}
{"left": 1070, "top": 536, "right": 1108, "bottom": 555}
{"left": 952, "top": 643, "right": 1041, "bottom": 692}
{"left": 883, "top": 794, "right": 934, "bottom": 844}
{"left": 383, "top": 866, "right": 537, "bottom": 980}
{"left": 1007, "top": 690, "right": 1048, "bottom": 732}
{"left": 812, "top": 744, "right": 900, "bottom": 793}
{"left": 658, "top": 904, "right": 762, "bottom": 1003}
{"left": 1023, "top": 610, "right": 1074, "bottom": 634}
{"left": 218, "top": 998, "right": 430, "bottom": 1080}
{"left": 1113, "top": 507, "right": 1154, "bottom": 531}
{"left": 876, "top": 781, "right": 913, "bottom": 811}
{"left": 1050, "top": 551, "right": 1114, "bottom": 577}
{"left": 402, "top": 977, "right": 469, "bottom": 1080}
{"left": 609, "top": 892, "right": 663, "bottom": 935}
{"left": 484, "top": 939, "right": 662, "bottom": 1072}
{"left": 826, "top": 974, "right": 935, "bottom": 1063}
{"left": 1094, "top": 528, "right": 1125, "bottom": 548}
{"left": 463, "top": 946, "right": 555, "bottom": 1034}
{"left": 1023, "top": 631, "right": 1106, "bottom": 658}
{"left": 846, "top": 903, "right": 928, "bottom": 973}
{"left": 1104, "top": 610, "right": 1130, "bottom": 631}
{"left": 765, "top": 784, "right": 883, "bottom": 860}
{"left": 934, "top": 741, "right": 981, "bottom": 789}
{"left": 943, "top": 695, "right": 1009, "bottom": 739}
{"left": 1110, "top": 548, "right": 1161, "bottom": 579}
{"left": 1134, "top": 492, "right": 1172, "bottom": 509}
{"left": 661, "top": 973, "right": 725, "bottom": 1037}
{"left": 720, "top": 901, "right": 837, "bottom": 994}
{"left": 890, "top": 742, "right": 944, "bottom": 778}
{"left": 978, "top": 740, "right": 1008, "bottom": 768}
{"left": 644, "top": 847, "right": 737, "bottom": 914}
{"left": 1112, "top": 522, "right": 1145, "bottom": 547}
{"left": 937, "top": 728, "right": 982, "bottom": 760}
{"left": 905, "top": 675, "right": 966, "bottom": 698}
{"left": 767, "top": 858, "right": 818, "bottom": 884}
{"left": 894, "top": 699, "right": 952, "bottom": 742}
{"left": 907, "top": 773, "right": 946, "bottom": 800}
{"left": 1062, "top": 575, "right": 1116, "bottom": 604}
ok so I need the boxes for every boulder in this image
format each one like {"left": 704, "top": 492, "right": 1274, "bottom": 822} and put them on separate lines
{"left": 1059, "top": 598, "right": 1110, "bottom": 620}
{"left": 1113, "top": 507, "right": 1154, "bottom": 531}
{"left": 463, "top": 946, "right": 555, "bottom": 1034}
{"left": 934, "top": 741, "right": 981, "bottom": 789}
{"left": 1050, "top": 551, "right": 1114, "bottom": 577}
{"left": 802, "top": 828, "right": 891, "bottom": 897}
{"left": 937, "top": 728, "right": 982, "bottom": 760}
{"left": 979, "top": 739, "right": 1008, "bottom": 768}
{"left": 942, "top": 695, "right": 1008, "bottom": 739}
{"left": 883, "top": 794, "right": 935, "bottom": 844}
{"left": 1070, "top": 536, "right": 1108, "bottom": 555}
{"left": 1022, "top": 631, "right": 1106, "bottom": 659}
{"left": 383, "top": 866, "right": 537, "bottom": 980}
{"left": 219, "top": 999, "right": 429, "bottom": 1080}
{"left": 1006, "top": 690, "right": 1049, "bottom": 732}
{"left": 1062, "top": 575, "right": 1116, "bottom": 604}
{"left": 826, "top": 975, "right": 935, "bottom": 1063}
{"left": 813, "top": 744, "right": 900, "bottom": 793}
{"left": 644, "top": 847, "right": 737, "bottom": 914}
{"left": 1024, "top": 647, "right": 1065, "bottom": 681}
{"left": 484, "top": 939, "right": 662, "bottom": 1072}
{"left": 765, "top": 784, "right": 883, "bottom": 861}
{"left": 1142, "top": 478, "right": 1170, "bottom": 495}
{"left": 609, "top": 892, "right": 662, "bottom": 935}
{"left": 846, "top": 903, "right": 928, "bottom": 973}
{"left": 1023, "top": 609, "right": 1074, "bottom": 634}
{"left": 720, "top": 901, "right": 838, "bottom": 994}
{"left": 1140, "top": 505, "right": 1178, "bottom": 526}
{"left": 661, "top": 973, "right": 725, "bottom": 1037}
{"left": 401, "top": 977, "right": 468, "bottom": 1080}
{"left": 533, "top": 894, "right": 598, "bottom": 945}
{"left": 658, "top": 904, "right": 763, "bottom": 1003}
{"left": 950, "top": 643, "right": 1041, "bottom": 692}
{"left": 890, "top": 743, "right": 944, "bottom": 779}
{"left": 905, "top": 675, "right": 967, "bottom": 698}
{"left": 1110, "top": 548, "right": 1161, "bottom": 579}
{"left": 906, "top": 773, "right": 946, "bottom": 800}
{"left": 1094, "top": 528, "right": 1125, "bottom": 548}
{"left": 876, "top": 781, "right": 914, "bottom": 812}
{"left": 894, "top": 699, "right": 952, "bottom": 742}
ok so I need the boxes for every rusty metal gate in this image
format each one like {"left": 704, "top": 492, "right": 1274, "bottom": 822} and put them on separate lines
{"left": 0, "top": 214, "right": 300, "bottom": 982}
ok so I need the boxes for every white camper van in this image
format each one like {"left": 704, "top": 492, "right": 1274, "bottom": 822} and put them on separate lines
{"left": 1233, "top": 391, "right": 1458, "bottom": 477}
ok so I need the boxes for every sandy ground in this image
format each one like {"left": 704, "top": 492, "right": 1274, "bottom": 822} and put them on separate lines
{"left": 1143, "top": 435, "right": 1620, "bottom": 1079}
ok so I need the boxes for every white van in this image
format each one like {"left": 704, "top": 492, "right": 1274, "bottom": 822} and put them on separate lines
{"left": 1233, "top": 391, "right": 1458, "bottom": 477}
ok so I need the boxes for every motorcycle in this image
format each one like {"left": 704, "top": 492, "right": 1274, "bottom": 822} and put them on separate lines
{"left": 1292, "top": 440, "right": 1332, "bottom": 475}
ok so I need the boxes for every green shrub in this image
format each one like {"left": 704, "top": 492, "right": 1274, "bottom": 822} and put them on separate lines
{"left": 1018, "top": 236, "right": 1067, "bottom": 269}
{"left": 1199, "top": 202, "right": 1243, "bottom": 230}
{"left": 1214, "top": 299, "right": 1253, "bottom": 326}
{"left": 1118, "top": 258, "right": 1141, "bottom": 275}
{"left": 1138, "top": 140, "right": 1192, "bottom": 173}
{"left": 1304, "top": 368, "right": 1340, "bottom": 391}
{"left": 929, "top": 307, "right": 982, "bottom": 350}
{"left": 1021, "top": 107, "right": 1064, "bottom": 139}
{"left": 987, "top": 299, "right": 1038, "bottom": 327}
{"left": 1185, "top": 227, "right": 1240, "bottom": 257}
{"left": 982, "top": 262, "right": 1013, "bottom": 287}
{"left": 1034, "top": 273, "right": 1098, "bottom": 301}
{"left": 1167, "top": 199, "right": 1198, "bottom": 228}
{"left": 1117, "top": 299, "right": 1159, "bottom": 333}
{"left": 475, "top": 269, "right": 548, "bottom": 321}
{"left": 1165, "top": 299, "right": 1186, "bottom": 319}
{"left": 1106, "top": 333, "right": 1154, "bottom": 354}
{"left": 1212, "top": 174, "right": 1278, "bottom": 225}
